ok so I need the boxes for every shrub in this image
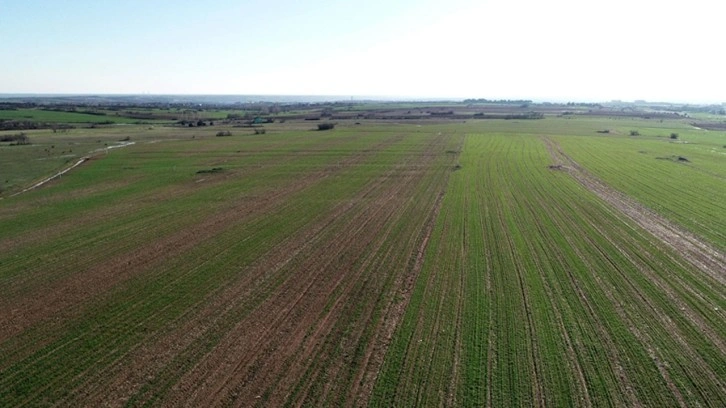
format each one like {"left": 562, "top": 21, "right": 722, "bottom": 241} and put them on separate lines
{"left": 317, "top": 123, "right": 335, "bottom": 131}
{"left": 1, "top": 132, "right": 30, "bottom": 145}
{"left": 216, "top": 131, "right": 232, "bottom": 137}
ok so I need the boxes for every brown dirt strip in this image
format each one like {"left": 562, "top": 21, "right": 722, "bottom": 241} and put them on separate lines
{"left": 0, "top": 135, "right": 402, "bottom": 349}
{"left": 280, "top": 136, "right": 458, "bottom": 407}
{"left": 355, "top": 135, "right": 463, "bottom": 408}
{"left": 212, "top": 140, "right": 447, "bottom": 406}
{"left": 541, "top": 136, "right": 726, "bottom": 287}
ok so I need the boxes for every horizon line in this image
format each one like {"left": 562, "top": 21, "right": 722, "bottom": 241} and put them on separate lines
{"left": 0, "top": 93, "right": 723, "bottom": 105}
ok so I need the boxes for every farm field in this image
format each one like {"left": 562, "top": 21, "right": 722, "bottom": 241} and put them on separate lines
{"left": 371, "top": 129, "right": 725, "bottom": 406}
{"left": 555, "top": 130, "right": 726, "bottom": 251}
{"left": 0, "top": 117, "right": 724, "bottom": 406}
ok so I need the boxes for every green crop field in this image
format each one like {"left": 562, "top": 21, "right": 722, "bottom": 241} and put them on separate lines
{"left": 556, "top": 129, "right": 726, "bottom": 250}
{"left": 0, "top": 126, "right": 183, "bottom": 195}
{"left": 371, "top": 129, "right": 725, "bottom": 406}
{"left": 0, "top": 116, "right": 724, "bottom": 406}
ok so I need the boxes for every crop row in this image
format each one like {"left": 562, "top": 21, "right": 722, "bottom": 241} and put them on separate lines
{"left": 1, "top": 130, "right": 397, "bottom": 404}
{"left": 554, "top": 130, "right": 726, "bottom": 250}
{"left": 371, "top": 132, "right": 725, "bottom": 406}
{"left": 0, "top": 127, "right": 462, "bottom": 406}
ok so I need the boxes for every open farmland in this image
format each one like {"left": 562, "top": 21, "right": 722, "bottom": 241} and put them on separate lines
{"left": 0, "top": 123, "right": 462, "bottom": 406}
{"left": 1, "top": 116, "right": 724, "bottom": 406}
{"left": 371, "top": 128, "right": 725, "bottom": 406}
{"left": 555, "top": 126, "right": 726, "bottom": 250}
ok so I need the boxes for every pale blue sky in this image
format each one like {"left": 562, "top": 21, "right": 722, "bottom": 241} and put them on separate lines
{"left": 1, "top": 0, "right": 723, "bottom": 103}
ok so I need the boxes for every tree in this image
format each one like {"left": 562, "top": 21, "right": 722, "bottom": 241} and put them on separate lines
{"left": 670, "top": 133, "right": 679, "bottom": 139}
{"left": 317, "top": 123, "right": 335, "bottom": 131}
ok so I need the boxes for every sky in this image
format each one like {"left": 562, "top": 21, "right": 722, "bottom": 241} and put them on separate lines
{"left": 1, "top": 0, "right": 724, "bottom": 103}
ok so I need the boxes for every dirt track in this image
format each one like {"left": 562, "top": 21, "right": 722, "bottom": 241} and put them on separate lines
{"left": 542, "top": 136, "right": 726, "bottom": 287}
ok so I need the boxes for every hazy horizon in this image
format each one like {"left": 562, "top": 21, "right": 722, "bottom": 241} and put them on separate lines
{"left": 1, "top": 93, "right": 723, "bottom": 106}
{"left": 3, "top": 0, "right": 724, "bottom": 104}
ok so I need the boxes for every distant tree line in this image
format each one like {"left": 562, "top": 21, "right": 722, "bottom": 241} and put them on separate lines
{"left": 563, "top": 102, "right": 603, "bottom": 108}
{"left": 178, "top": 120, "right": 214, "bottom": 127}
{"left": 0, "top": 120, "right": 74, "bottom": 131}
{"left": 473, "top": 112, "right": 544, "bottom": 120}
{"left": 464, "top": 98, "right": 533, "bottom": 105}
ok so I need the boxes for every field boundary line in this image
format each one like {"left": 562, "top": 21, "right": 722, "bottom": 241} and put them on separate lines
{"left": 5, "top": 141, "right": 135, "bottom": 199}
{"left": 541, "top": 136, "right": 725, "bottom": 286}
